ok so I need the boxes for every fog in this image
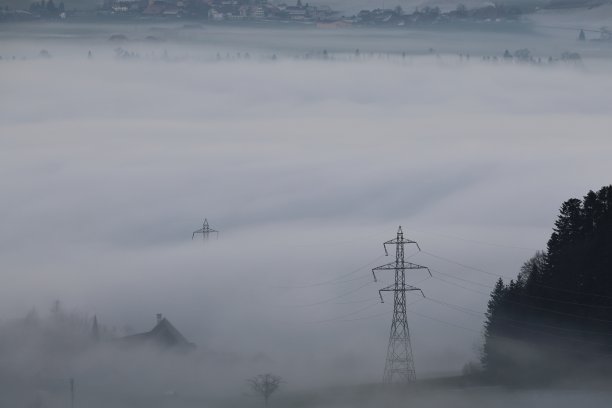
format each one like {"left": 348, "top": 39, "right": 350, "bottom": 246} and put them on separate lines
{"left": 1, "top": 21, "right": 612, "bottom": 407}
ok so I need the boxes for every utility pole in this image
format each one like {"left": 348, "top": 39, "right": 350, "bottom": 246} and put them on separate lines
{"left": 372, "top": 226, "right": 430, "bottom": 384}
{"left": 192, "top": 218, "right": 219, "bottom": 240}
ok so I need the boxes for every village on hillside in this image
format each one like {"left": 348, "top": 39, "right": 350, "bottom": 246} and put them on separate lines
{"left": 4, "top": 0, "right": 605, "bottom": 29}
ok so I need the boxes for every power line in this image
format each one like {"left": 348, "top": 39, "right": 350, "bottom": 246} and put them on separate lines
{"left": 412, "top": 228, "right": 539, "bottom": 252}
{"left": 338, "top": 310, "right": 391, "bottom": 322}
{"left": 410, "top": 307, "right": 612, "bottom": 357}
{"left": 431, "top": 267, "right": 612, "bottom": 310}
{"left": 304, "top": 302, "right": 380, "bottom": 324}
{"left": 408, "top": 310, "right": 482, "bottom": 334}
{"left": 332, "top": 297, "right": 381, "bottom": 305}
{"left": 421, "top": 250, "right": 513, "bottom": 279}
{"left": 425, "top": 296, "right": 612, "bottom": 339}
{"left": 425, "top": 297, "right": 484, "bottom": 319}
{"left": 304, "top": 285, "right": 429, "bottom": 325}
{"left": 274, "top": 274, "right": 372, "bottom": 289}
{"left": 287, "top": 282, "right": 373, "bottom": 308}
{"left": 409, "top": 304, "right": 612, "bottom": 359}
{"left": 431, "top": 273, "right": 490, "bottom": 294}
{"left": 505, "top": 298, "right": 612, "bottom": 324}
{"left": 421, "top": 250, "right": 612, "bottom": 301}
{"left": 334, "top": 298, "right": 425, "bottom": 323}
{"left": 273, "top": 255, "right": 385, "bottom": 289}
{"left": 332, "top": 277, "right": 434, "bottom": 308}
{"left": 292, "top": 230, "right": 390, "bottom": 248}
{"left": 280, "top": 257, "right": 426, "bottom": 309}
{"left": 430, "top": 267, "right": 494, "bottom": 289}
{"left": 430, "top": 273, "right": 612, "bottom": 324}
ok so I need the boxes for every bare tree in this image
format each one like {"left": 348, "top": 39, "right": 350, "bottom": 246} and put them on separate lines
{"left": 247, "top": 373, "right": 282, "bottom": 406}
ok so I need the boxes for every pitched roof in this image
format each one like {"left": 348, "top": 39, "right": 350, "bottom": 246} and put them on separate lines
{"left": 120, "top": 317, "right": 195, "bottom": 350}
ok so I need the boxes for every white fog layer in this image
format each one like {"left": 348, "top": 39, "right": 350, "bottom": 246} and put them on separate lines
{"left": 1, "top": 19, "right": 612, "bottom": 408}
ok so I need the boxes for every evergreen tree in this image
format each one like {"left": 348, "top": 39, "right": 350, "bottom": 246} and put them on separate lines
{"left": 481, "top": 278, "right": 506, "bottom": 375}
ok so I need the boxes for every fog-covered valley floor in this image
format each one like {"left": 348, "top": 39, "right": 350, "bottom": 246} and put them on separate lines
{"left": 1, "top": 22, "right": 612, "bottom": 407}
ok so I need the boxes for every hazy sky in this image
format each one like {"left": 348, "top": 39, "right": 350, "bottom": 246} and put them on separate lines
{"left": 1, "top": 24, "right": 612, "bottom": 391}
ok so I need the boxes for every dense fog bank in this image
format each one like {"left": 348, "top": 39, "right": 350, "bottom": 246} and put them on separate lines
{"left": 1, "top": 23, "right": 612, "bottom": 407}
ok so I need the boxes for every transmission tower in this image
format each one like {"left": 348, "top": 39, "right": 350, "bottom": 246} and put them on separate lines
{"left": 192, "top": 219, "right": 219, "bottom": 240}
{"left": 372, "top": 226, "right": 430, "bottom": 384}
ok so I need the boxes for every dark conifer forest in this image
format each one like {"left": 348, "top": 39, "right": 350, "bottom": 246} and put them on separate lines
{"left": 482, "top": 185, "right": 612, "bottom": 384}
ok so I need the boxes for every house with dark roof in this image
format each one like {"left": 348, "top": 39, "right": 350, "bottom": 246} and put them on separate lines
{"left": 120, "top": 314, "right": 196, "bottom": 351}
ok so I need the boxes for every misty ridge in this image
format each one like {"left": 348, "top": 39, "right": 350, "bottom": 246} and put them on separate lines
{"left": 1, "top": 16, "right": 612, "bottom": 408}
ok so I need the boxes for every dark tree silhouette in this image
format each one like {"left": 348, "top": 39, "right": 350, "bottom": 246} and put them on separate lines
{"left": 482, "top": 278, "right": 506, "bottom": 375}
{"left": 248, "top": 373, "right": 282, "bottom": 406}
{"left": 481, "top": 185, "right": 612, "bottom": 384}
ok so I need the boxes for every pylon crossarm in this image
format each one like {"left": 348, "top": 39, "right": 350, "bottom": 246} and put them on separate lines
{"left": 384, "top": 238, "right": 417, "bottom": 245}
{"left": 379, "top": 283, "right": 395, "bottom": 291}
{"left": 383, "top": 237, "right": 418, "bottom": 247}
{"left": 372, "top": 261, "right": 430, "bottom": 271}
{"left": 378, "top": 284, "right": 393, "bottom": 302}
{"left": 193, "top": 219, "right": 219, "bottom": 240}
{"left": 195, "top": 227, "right": 218, "bottom": 232}
{"left": 193, "top": 228, "right": 218, "bottom": 239}
{"left": 378, "top": 284, "right": 423, "bottom": 302}
{"left": 380, "top": 284, "right": 423, "bottom": 293}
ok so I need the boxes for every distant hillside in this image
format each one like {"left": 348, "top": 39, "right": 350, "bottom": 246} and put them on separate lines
{"left": 0, "top": 0, "right": 558, "bottom": 14}
{"left": 546, "top": 0, "right": 610, "bottom": 9}
{"left": 1, "top": 0, "right": 100, "bottom": 11}
{"left": 531, "top": 2, "right": 612, "bottom": 30}
{"left": 312, "top": 0, "right": 550, "bottom": 15}
{"left": 3, "top": 0, "right": 608, "bottom": 18}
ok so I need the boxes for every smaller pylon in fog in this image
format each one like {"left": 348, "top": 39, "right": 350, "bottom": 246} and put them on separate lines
{"left": 192, "top": 219, "right": 219, "bottom": 240}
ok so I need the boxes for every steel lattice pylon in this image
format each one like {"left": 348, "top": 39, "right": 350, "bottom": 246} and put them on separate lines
{"left": 372, "top": 226, "right": 430, "bottom": 384}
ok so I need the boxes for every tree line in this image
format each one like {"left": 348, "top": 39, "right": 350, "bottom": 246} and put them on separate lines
{"left": 29, "top": 0, "right": 65, "bottom": 16}
{"left": 482, "top": 185, "right": 612, "bottom": 384}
